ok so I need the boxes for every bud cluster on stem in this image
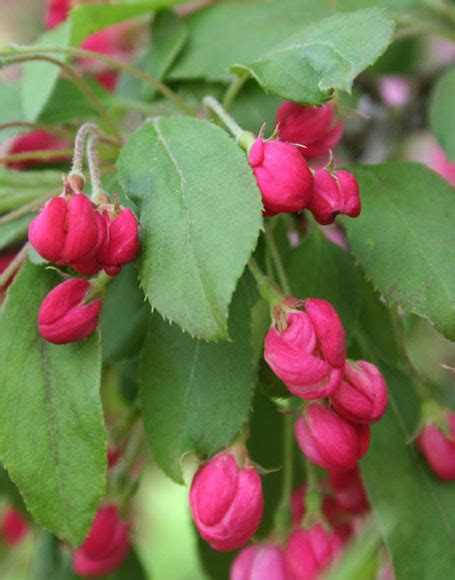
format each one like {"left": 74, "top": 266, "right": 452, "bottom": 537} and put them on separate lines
{"left": 204, "top": 96, "right": 361, "bottom": 224}
{"left": 28, "top": 123, "right": 140, "bottom": 345}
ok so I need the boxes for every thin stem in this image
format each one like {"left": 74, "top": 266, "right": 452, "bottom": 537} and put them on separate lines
{"left": 222, "top": 71, "right": 249, "bottom": 110}
{"left": 203, "top": 96, "right": 255, "bottom": 149}
{"left": 86, "top": 134, "right": 107, "bottom": 203}
{"left": 0, "top": 121, "right": 72, "bottom": 139}
{"left": 0, "top": 148, "right": 73, "bottom": 164}
{"left": 0, "top": 54, "right": 121, "bottom": 139}
{"left": 248, "top": 258, "right": 284, "bottom": 307}
{"left": 264, "top": 225, "right": 291, "bottom": 295}
{"left": 273, "top": 412, "right": 295, "bottom": 535}
{"left": 70, "top": 122, "right": 98, "bottom": 179}
{"left": 0, "top": 194, "right": 51, "bottom": 225}
{"left": 0, "top": 243, "right": 29, "bottom": 289}
{"left": 0, "top": 45, "right": 194, "bottom": 116}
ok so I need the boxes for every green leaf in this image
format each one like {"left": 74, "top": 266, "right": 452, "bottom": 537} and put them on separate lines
{"left": 69, "top": 0, "right": 187, "bottom": 46}
{"left": 101, "top": 264, "right": 149, "bottom": 364}
{"left": 139, "top": 274, "right": 256, "bottom": 483}
{"left": 353, "top": 287, "right": 455, "bottom": 579}
{"left": 360, "top": 365, "right": 455, "bottom": 580}
{"left": 429, "top": 66, "right": 455, "bottom": 162}
{"left": 286, "top": 226, "right": 362, "bottom": 343}
{"left": 0, "top": 167, "right": 61, "bottom": 213}
{"left": 143, "top": 11, "right": 188, "bottom": 100}
{"left": 38, "top": 78, "right": 100, "bottom": 125}
{"left": 230, "top": 80, "right": 282, "bottom": 134}
{"left": 117, "top": 116, "right": 262, "bottom": 340}
{"left": 169, "top": 0, "right": 325, "bottom": 82}
{"left": 344, "top": 162, "right": 455, "bottom": 341}
{"left": 0, "top": 262, "right": 106, "bottom": 546}
{"left": 232, "top": 8, "right": 395, "bottom": 105}
{"left": 0, "top": 214, "right": 33, "bottom": 251}
{"left": 0, "top": 81, "right": 24, "bottom": 140}
{"left": 21, "top": 22, "right": 71, "bottom": 122}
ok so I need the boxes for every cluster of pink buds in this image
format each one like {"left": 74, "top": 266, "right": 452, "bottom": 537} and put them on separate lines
{"left": 264, "top": 297, "right": 388, "bottom": 470}
{"left": 231, "top": 466, "right": 371, "bottom": 579}
{"left": 45, "top": 0, "right": 135, "bottom": 91}
{"left": 189, "top": 446, "right": 264, "bottom": 552}
{"left": 248, "top": 101, "right": 361, "bottom": 224}
{"left": 72, "top": 504, "right": 130, "bottom": 576}
{"left": 29, "top": 178, "right": 140, "bottom": 344}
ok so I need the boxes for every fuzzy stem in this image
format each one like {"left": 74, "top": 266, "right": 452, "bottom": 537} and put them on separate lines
{"left": 86, "top": 134, "right": 107, "bottom": 203}
{"left": 0, "top": 45, "right": 195, "bottom": 115}
{"left": 203, "top": 96, "right": 255, "bottom": 149}
{"left": 0, "top": 243, "right": 29, "bottom": 289}
{"left": 0, "top": 54, "right": 121, "bottom": 139}
{"left": 70, "top": 122, "right": 98, "bottom": 182}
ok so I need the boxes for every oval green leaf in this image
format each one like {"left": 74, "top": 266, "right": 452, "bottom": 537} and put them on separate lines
{"left": 0, "top": 262, "right": 106, "bottom": 546}
{"left": 117, "top": 116, "right": 262, "bottom": 340}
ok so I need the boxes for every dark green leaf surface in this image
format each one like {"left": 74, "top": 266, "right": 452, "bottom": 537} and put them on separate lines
{"left": 143, "top": 11, "right": 188, "bottom": 100}
{"left": 169, "top": 0, "right": 324, "bottom": 82}
{"left": 139, "top": 275, "right": 255, "bottom": 483}
{"left": 101, "top": 264, "right": 149, "bottom": 363}
{"left": 361, "top": 365, "right": 455, "bottom": 580}
{"left": 0, "top": 262, "right": 106, "bottom": 546}
{"left": 117, "top": 116, "right": 262, "bottom": 340}
{"left": 429, "top": 66, "right": 455, "bottom": 162}
{"left": 345, "top": 162, "right": 455, "bottom": 341}
{"left": 286, "top": 226, "right": 362, "bottom": 343}
{"left": 232, "top": 8, "right": 394, "bottom": 104}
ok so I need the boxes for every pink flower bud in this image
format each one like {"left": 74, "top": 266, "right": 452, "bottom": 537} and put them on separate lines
{"left": 0, "top": 507, "right": 28, "bottom": 546}
{"left": 328, "top": 467, "right": 369, "bottom": 514}
{"left": 6, "top": 130, "right": 70, "bottom": 171}
{"left": 98, "top": 208, "right": 140, "bottom": 276}
{"left": 189, "top": 451, "right": 264, "bottom": 552}
{"left": 264, "top": 299, "right": 346, "bottom": 399}
{"left": 38, "top": 278, "right": 102, "bottom": 344}
{"left": 248, "top": 138, "right": 313, "bottom": 216}
{"left": 29, "top": 193, "right": 105, "bottom": 267}
{"left": 416, "top": 413, "right": 455, "bottom": 481}
{"left": 276, "top": 101, "right": 344, "bottom": 159}
{"left": 308, "top": 168, "right": 361, "bottom": 225}
{"left": 285, "top": 524, "right": 342, "bottom": 580}
{"left": 231, "top": 543, "right": 286, "bottom": 580}
{"left": 73, "top": 505, "right": 129, "bottom": 577}
{"left": 331, "top": 360, "right": 388, "bottom": 424}
{"left": 295, "top": 404, "right": 370, "bottom": 470}
{"left": 45, "top": 0, "right": 69, "bottom": 29}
